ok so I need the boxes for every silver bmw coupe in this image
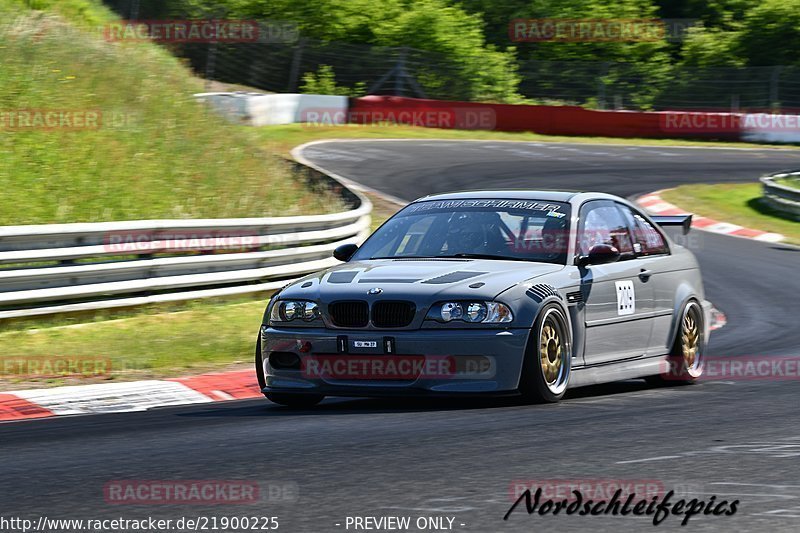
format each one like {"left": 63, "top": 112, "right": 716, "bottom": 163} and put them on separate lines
{"left": 257, "top": 190, "right": 709, "bottom": 407}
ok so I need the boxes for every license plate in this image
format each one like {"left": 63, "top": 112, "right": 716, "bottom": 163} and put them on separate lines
{"left": 353, "top": 340, "right": 378, "bottom": 348}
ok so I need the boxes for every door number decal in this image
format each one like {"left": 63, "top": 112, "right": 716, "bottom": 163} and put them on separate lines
{"left": 615, "top": 280, "right": 635, "bottom": 315}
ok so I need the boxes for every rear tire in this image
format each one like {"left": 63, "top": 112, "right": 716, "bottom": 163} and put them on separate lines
{"left": 646, "top": 300, "right": 704, "bottom": 386}
{"left": 266, "top": 393, "right": 324, "bottom": 408}
{"left": 519, "top": 303, "right": 572, "bottom": 403}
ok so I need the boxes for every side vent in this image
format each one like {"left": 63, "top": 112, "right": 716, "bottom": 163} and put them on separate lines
{"left": 566, "top": 291, "right": 584, "bottom": 304}
{"left": 527, "top": 284, "right": 561, "bottom": 302}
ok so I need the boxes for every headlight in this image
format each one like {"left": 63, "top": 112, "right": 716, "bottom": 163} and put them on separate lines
{"left": 434, "top": 301, "right": 513, "bottom": 324}
{"left": 485, "top": 302, "right": 513, "bottom": 323}
{"left": 283, "top": 301, "right": 301, "bottom": 321}
{"left": 303, "top": 301, "right": 320, "bottom": 321}
{"left": 465, "top": 302, "right": 487, "bottom": 322}
{"left": 441, "top": 302, "right": 463, "bottom": 321}
{"left": 269, "top": 300, "right": 320, "bottom": 324}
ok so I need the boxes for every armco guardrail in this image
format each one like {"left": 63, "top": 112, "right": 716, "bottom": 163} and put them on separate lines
{"left": 0, "top": 157, "right": 371, "bottom": 319}
{"left": 761, "top": 171, "right": 800, "bottom": 220}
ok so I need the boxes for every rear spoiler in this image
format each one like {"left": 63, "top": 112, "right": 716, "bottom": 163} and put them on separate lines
{"left": 651, "top": 214, "right": 693, "bottom": 235}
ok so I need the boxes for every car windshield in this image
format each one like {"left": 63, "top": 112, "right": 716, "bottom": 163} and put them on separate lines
{"left": 352, "top": 199, "right": 572, "bottom": 264}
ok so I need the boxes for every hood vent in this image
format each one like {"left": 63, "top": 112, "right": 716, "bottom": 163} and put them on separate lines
{"left": 528, "top": 284, "right": 561, "bottom": 302}
{"left": 328, "top": 271, "right": 359, "bottom": 284}
{"left": 422, "top": 271, "right": 488, "bottom": 285}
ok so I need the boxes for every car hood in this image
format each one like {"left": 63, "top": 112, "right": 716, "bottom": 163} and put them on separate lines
{"left": 279, "top": 258, "right": 564, "bottom": 302}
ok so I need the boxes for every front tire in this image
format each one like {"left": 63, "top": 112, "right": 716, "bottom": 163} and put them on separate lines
{"left": 519, "top": 303, "right": 572, "bottom": 403}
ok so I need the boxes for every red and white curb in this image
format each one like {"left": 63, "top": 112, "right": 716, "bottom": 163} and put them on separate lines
{"left": 0, "top": 370, "right": 261, "bottom": 423}
{"left": 637, "top": 191, "right": 784, "bottom": 243}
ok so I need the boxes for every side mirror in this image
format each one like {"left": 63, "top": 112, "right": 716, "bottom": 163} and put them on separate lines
{"left": 333, "top": 243, "right": 358, "bottom": 262}
{"left": 578, "top": 243, "right": 621, "bottom": 267}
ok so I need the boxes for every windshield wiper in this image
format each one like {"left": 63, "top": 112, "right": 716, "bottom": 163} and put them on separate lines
{"left": 369, "top": 254, "right": 535, "bottom": 262}
{"left": 446, "top": 253, "right": 530, "bottom": 262}
{"left": 369, "top": 255, "right": 439, "bottom": 260}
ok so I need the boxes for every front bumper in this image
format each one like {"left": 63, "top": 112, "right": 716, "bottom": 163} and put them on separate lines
{"left": 260, "top": 326, "right": 531, "bottom": 396}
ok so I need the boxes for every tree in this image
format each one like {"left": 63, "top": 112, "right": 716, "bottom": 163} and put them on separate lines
{"left": 737, "top": 0, "right": 800, "bottom": 66}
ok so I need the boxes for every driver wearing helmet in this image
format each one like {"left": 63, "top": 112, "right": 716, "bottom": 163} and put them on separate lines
{"left": 444, "top": 211, "right": 504, "bottom": 255}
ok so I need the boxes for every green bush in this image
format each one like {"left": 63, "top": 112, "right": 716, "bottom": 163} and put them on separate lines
{"left": 300, "top": 65, "right": 366, "bottom": 97}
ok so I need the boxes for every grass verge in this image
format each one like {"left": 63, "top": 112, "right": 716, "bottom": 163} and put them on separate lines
{"left": 660, "top": 184, "right": 800, "bottom": 245}
{"left": 0, "top": 2, "right": 337, "bottom": 224}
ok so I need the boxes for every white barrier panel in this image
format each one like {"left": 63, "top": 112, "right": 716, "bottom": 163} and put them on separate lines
{"left": 292, "top": 94, "right": 348, "bottom": 125}
{"left": 196, "top": 93, "right": 348, "bottom": 126}
{"left": 248, "top": 93, "right": 301, "bottom": 125}
{"left": 194, "top": 92, "right": 256, "bottom": 124}
{"left": 741, "top": 113, "right": 800, "bottom": 143}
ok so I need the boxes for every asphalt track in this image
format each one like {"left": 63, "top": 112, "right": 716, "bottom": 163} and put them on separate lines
{"left": 3, "top": 140, "right": 800, "bottom": 533}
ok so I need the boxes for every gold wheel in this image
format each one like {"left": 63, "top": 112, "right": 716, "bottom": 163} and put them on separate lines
{"left": 523, "top": 305, "right": 571, "bottom": 401}
{"left": 539, "top": 316, "right": 563, "bottom": 385}
{"left": 681, "top": 311, "right": 700, "bottom": 369}
{"left": 675, "top": 301, "right": 704, "bottom": 380}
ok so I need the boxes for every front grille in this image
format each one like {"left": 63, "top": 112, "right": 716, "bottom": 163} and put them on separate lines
{"left": 328, "top": 301, "right": 369, "bottom": 328}
{"left": 372, "top": 301, "right": 416, "bottom": 328}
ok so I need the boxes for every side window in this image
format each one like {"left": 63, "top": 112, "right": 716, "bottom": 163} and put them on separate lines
{"left": 578, "top": 201, "right": 635, "bottom": 258}
{"left": 617, "top": 204, "right": 669, "bottom": 256}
